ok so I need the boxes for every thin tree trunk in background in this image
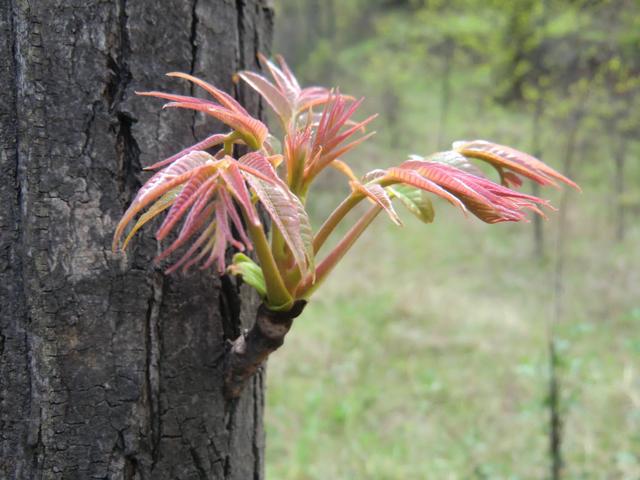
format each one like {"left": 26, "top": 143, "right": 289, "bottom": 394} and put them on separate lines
{"left": 383, "top": 82, "right": 402, "bottom": 148}
{"left": 531, "top": 0, "right": 549, "bottom": 260}
{"left": 436, "top": 38, "right": 454, "bottom": 150}
{"left": 548, "top": 105, "right": 583, "bottom": 480}
{"left": 613, "top": 136, "right": 626, "bottom": 242}
{"left": 531, "top": 98, "right": 545, "bottom": 259}
{"left": 0, "top": 1, "right": 273, "bottom": 478}
{"left": 306, "top": 0, "right": 321, "bottom": 49}
{"left": 324, "top": 0, "right": 337, "bottom": 84}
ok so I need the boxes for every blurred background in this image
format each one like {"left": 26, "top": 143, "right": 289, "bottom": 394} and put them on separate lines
{"left": 264, "top": 1, "right": 640, "bottom": 478}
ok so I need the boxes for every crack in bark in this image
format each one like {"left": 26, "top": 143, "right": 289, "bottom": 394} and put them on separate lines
{"left": 252, "top": 371, "right": 263, "bottom": 480}
{"left": 234, "top": 0, "right": 246, "bottom": 105}
{"left": 123, "top": 455, "right": 139, "bottom": 480}
{"left": 223, "top": 399, "right": 237, "bottom": 480}
{"left": 106, "top": 0, "right": 141, "bottom": 206}
{"left": 219, "top": 275, "right": 242, "bottom": 341}
{"left": 189, "top": 0, "right": 200, "bottom": 80}
{"left": 105, "top": 0, "right": 132, "bottom": 112}
{"left": 189, "top": 0, "right": 200, "bottom": 141}
{"left": 81, "top": 101, "right": 100, "bottom": 159}
{"left": 115, "top": 112, "right": 142, "bottom": 205}
{"left": 7, "top": 1, "right": 46, "bottom": 474}
{"left": 189, "top": 447, "right": 207, "bottom": 480}
{"left": 145, "top": 270, "right": 164, "bottom": 470}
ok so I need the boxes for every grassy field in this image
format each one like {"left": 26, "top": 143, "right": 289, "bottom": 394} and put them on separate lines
{"left": 265, "top": 192, "right": 640, "bottom": 478}
{"left": 263, "top": 100, "right": 640, "bottom": 480}
{"left": 263, "top": 8, "right": 640, "bottom": 476}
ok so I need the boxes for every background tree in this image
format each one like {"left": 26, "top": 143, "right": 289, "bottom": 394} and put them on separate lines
{"left": 266, "top": 1, "right": 640, "bottom": 478}
{"left": 0, "top": 0, "right": 273, "bottom": 478}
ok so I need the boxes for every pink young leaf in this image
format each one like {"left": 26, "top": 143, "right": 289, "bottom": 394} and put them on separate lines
{"left": 144, "top": 133, "right": 228, "bottom": 171}
{"left": 351, "top": 182, "right": 402, "bottom": 226}
{"left": 113, "top": 151, "right": 213, "bottom": 250}
{"left": 166, "top": 72, "right": 248, "bottom": 114}
{"left": 242, "top": 171, "right": 312, "bottom": 274}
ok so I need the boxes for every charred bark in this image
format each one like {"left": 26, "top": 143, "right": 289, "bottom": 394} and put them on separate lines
{"left": 0, "top": 1, "right": 274, "bottom": 478}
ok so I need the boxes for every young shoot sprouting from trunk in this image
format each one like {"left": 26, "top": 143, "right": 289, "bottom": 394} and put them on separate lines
{"left": 112, "top": 54, "right": 579, "bottom": 398}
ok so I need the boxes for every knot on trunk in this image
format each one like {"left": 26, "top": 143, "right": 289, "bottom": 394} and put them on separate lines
{"left": 224, "top": 300, "right": 307, "bottom": 398}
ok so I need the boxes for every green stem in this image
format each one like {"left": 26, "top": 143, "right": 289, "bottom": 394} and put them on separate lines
{"left": 298, "top": 205, "right": 381, "bottom": 298}
{"left": 246, "top": 220, "right": 293, "bottom": 310}
{"left": 271, "top": 224, "right": 299, "bottom": 291}
{"left": 313, "top": 193, "right": 364, "bottom": 254}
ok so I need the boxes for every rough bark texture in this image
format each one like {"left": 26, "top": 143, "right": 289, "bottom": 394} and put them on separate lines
{"left": 0, "top": 0, "right": 273, "bottom": 478}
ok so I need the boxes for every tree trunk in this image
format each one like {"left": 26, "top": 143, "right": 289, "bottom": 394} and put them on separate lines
{"left": 613, "top": 136, "right": 626, "bottom": 242}
{"left": 531, "top": 97, "right": 544, "bottom": 259}
{"left": 0, "top": 1, "right": 273, "bottom": 478}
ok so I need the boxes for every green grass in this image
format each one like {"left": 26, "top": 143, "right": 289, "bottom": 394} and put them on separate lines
{"left": 265, "top": 21, "right": 640, "bottom": 477}
{"left": 266, "top": 207, "right": 640, "bottom": 478}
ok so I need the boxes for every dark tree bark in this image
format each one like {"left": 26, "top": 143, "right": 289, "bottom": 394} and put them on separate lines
{"left": 0, "top": 0, "right": 274, "bottom": 478}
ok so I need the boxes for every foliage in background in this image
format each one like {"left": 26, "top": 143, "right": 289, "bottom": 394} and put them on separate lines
{"left": 267, "top": 0, "right": 640, "bottom": 478}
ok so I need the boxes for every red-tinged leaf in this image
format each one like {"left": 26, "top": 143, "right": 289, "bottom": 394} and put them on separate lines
{"left": 407, "top": 161, "right": 553, "bottom": 223}
{"left": 166, "top": 72, "right": 248, "bottom": 114}
{"left": 385, "top": 167, "right": 467, "bottom": 212}
{"left": 157, "top": 201, "right": 216, "bottom": 262}
{"left": 323, "top": 114, "right": 378, "bottom": 154}
{"left": 423, "top": 151, "right": 487, "bottom": 178}
{"left": 291, "top": 191, "right": 315, "bottom": 275}
{"left": 136, "top": 91, "right": 215, "bottom": 106}
{"left": 219, "top": 160, "right": 260, "bottom": 226}
{"left": 238, "top": 71, "right": 291, "bottom": 122}
{"left": 113, "top": 151, "right": 213, "bottom": 250}
{"left": 400, "top": 162, "right": 504, "bottom": 222}
{"left": 214, "top": 200, "right": 245, "bottom": 252}
{"left": 351, "top": 182, "right": 402, "bottom": 226}
{"left": 198, "top": 202, "right": 241, "bottom": 273}
{"left": 177, "top": 182, "right": 218, "bottom": 243}
{"left": 164, "top": 220, "right": 216, "bottom": 274}
{"left": 144, "top": 133, "right": 228, "bottom": 170}
{"left": 156, "top": 168, "right": 218, "bottom": 241}
{"left": 121, "top": 188, "right": 180, "bottom": 250}
{"left": 454, "top": 140, "right": 580, "bottom": 191}
{"left": 361, "top": 169, "right": 387, "bottom": 183}
{"left": 203, "top": 226, "right": 228, "bottom": 272}
{"left": 304, "top": 95, "right": 375, "bottom": 181}
{"left": 502, "top": 171, "right": 523, "bottom": 188}
{"left": 184, "top": 232, "right": 217, "bottom": 272}
{"left": 243, "top": 172, "right": 310, "bottom": 274}
{"left": 220, "top": 187, "right": 252, "bottom": 248}
{"left": 163, "top": 102, "right": 268, "bottom": 149}
{"left": 297, "top": 94, "right": 334, "bottom": 112}
{"left": 237, "top": 151, "right": 282, "bottom": 185}
{"left": 258, "top": 53, "right": 300, "bottom": 105}
{"left": 321, "top": 131, "right": 376, "bottom": 164}
{"left": 275, "top": 54, "right": 301, "bottom": 92}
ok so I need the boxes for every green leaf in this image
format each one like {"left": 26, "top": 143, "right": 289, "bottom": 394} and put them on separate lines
{"left": 387, "top": 184, "right": 435, "bottom": 223}
{"left": 227, "top": 253, "right": 267, "bottom": 298}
